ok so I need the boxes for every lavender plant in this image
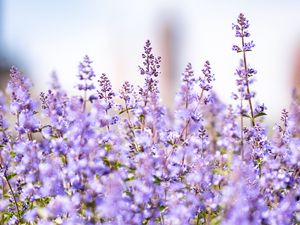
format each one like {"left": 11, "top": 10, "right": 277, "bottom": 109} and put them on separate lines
{"left": 0, "top": 13, "right": 299, "bottom": 225}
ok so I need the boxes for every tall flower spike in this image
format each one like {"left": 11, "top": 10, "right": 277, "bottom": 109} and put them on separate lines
{"left": 7, "top": 66, "right": 40, "bottom": 137}
{"left": 200, "top": 60, "right": 214, "bottom": 92}
{"left": 77, "top": 55, "right": 97, "bottom": 111}
{"left": 232, "top": 13, "right": 257, "bottom": 127}
{"left": 7, "top": 66, "right": 31, "bottom": 109}
{"left": 120, "top": 81, "right": 134, "bottom": 105}
{"left": 139, "top": 40, "right": 161, "bottom": 78}
{"left": 174, "top": 63, "right": 197, "bottom": 141}
{"left": 274, "top": 108, "right": 291, "bottom": 146}
{"left": 139, "top": 40, "right": 161, "bottom": 107}
{"left": 181, "top": 63, "right": 196, "bottom": 108}
{"left": 198, "top": 60, "right": 215, "bottom": 106}
{"left": 98, "top": 73, "right": 115, "bottom": 109}
{"left": 78, "top": 55, "right": 96, "bottom": 86}
{"left": 97, "top": 73, "right": 116, "bottom": 131}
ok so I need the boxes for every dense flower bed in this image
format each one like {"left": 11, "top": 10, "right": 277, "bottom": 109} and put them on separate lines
{"left": 0, "top": 13, "right": 299, "bottom": 225}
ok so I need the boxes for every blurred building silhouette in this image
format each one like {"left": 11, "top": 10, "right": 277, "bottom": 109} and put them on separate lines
{"left": 292, "top": 44, "right": 300, "bottom": 95}
{"left": 159, "top": 16, "right": 179, "bottom": 108}
{"left": 0, "top": 0, "right": 10, "bottom": 90}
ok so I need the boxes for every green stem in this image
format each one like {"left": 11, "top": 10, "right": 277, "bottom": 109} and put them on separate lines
{"left": 196, "top": 212, "right": 201, "bottom": 225}
{"left": 83, "top": 88, "right": 87, "bottom": 113}
{"left": 4, "top": 171, "right": 21, "bottom": 220}
{"left": 177, "top": 89, "right": 204, "bottom": 144}
{"left": 241, "top": 29, "right": 255, "bottom": 127}
{"left": 240, "top": 97, "right": 244, "bottom": 160}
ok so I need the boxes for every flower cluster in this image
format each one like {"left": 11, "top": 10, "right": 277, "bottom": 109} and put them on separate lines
{"left": 0, "top": 14, "right": 299, "bottom": 225}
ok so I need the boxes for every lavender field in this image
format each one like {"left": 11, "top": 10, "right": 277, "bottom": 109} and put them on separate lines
{"left": 0, "top": 13, "right": 299, "bottom": 225}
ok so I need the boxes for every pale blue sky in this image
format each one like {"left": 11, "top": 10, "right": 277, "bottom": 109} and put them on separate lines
{"left": 2, "top": 1, "right": 300, "bottom": 121}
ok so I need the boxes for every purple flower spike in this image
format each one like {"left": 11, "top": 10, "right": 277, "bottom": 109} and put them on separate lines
{"left": 98, "top": 73, "right": 114, "bottom": 101}
{"left": 0, "top": 13, "right": 298, "bottom": 225}
{"left": 139, "top": 40, "right": 161, "bottom": 78}
{"left": 232, "top": 13, "right": 255, "bottom": 53}
{"left": 232, "top": 13, "right": 258, "bottom": 127}
{"left": 76, "top": 55, "right": 98, "bottom": 111}
{"left": 200, "top": 60, "right": 214, "bottom": 92}
{"left": 78, "top": 55, "right": 96, "bottom": 83}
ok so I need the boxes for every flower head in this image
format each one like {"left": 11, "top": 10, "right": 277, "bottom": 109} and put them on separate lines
{"left": 200, "top": 60, "right": 214, "bottom": 92}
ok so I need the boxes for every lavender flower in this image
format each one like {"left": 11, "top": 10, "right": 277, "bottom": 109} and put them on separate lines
{"left": 6, "top": 66, "right": 40, "bottom": 137}
{"left": 232, "top": 13, "right": 257, "bottom": 127}
{"left": 77, "top": 55, "right": 96, "bottom": 90}
{"left": 139, "top": 40, "right": 161, "bottom": 78}
{"left": 222, "top": 160, "right": 267, "bottom": 225}
{"left": 98, "top": 73, "right": 115, "bottom": 109}
{"left": 199, "top": 60, "right": 214, "bottom": 92}
{"left": 232, "top": 13, "right": 250, "bottom": 37}
{"left": 0, "top": 13, "right": 299, "bottom": 225}
{"left": 138, "top": 40, "right": 161, "bottom": 107}
{"left": 77, "top": 55, "right": 97, "bottom": 111}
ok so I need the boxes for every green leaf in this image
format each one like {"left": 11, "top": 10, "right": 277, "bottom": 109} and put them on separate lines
{"left": 155, "top": 217, "right": 163, "bottom": 223}
{"left": 102, "top": 157, "right": 122, "bottom": 170}
{"left": 167, "top": 140, "right": 173, "bottom": 145}
{"left": 142, "top": 218, "right": 149, "bottom": 225}
{"left": 125, "top": 176, "right": 135, "bottom": 182}
{"left": 6, "top": 173, "right": 17, "bottom": 181}
{"left": 210, "top": 216, "right": 221, "bottom": 225}
{"left": 102, "top": 156, "right": 110, "bottom": 166}
{"left": 1, "top": 211, "right": 13, "bottom": 223}
{"left": 103, "top": 143, "right": 112, "bottom": 152}
{"left": 111, "top": 161, "right": 122, "bottom": 170}
{"left": 254, "top": 112, "right": 267, "bottom": 118}
{"left": 60, "top": 154, "right": 67, "bottom": 165}
{"left": 212, "top": 168, "right": 228, "bottom": 176}
{"left": 34, "top": 197, "right": 51, "bottom": 207}
{"left": 255, "top": 157, "right": 263, "bottom": 165}
{"left": 129, "top": 125, "right": 140, "bottom": 130}
{"left": 242, "top": 114, "right": 251, "bottom": 119}
{"left": 167, "top": 140, "right": 178, "bottom": 148}
{"left": 126, "top": 166, "right": 136, "bottom": 174}
{"left": 159, "top": 205, "right": 167, "bottom": 212}
{"left": 219, "top": 148, "right": 227, "bottom": 154}
{"left": 153, "top": 175, "right": 162, "bottom": 185}
{"left": 119, "top": 107, "right": 134, "bottom": 115}
{"left": 9, "top": 151, "right": 16, "bottom": 158}
{"left": 124, "top": 189, "right": 134, "bottom": 198}
{"left": 139, "top": 114, "right": 145, "bottom": 121}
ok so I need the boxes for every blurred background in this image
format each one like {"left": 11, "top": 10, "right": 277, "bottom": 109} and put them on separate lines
{"left": 1, "top": 0, "right": 300, "bottom": 123}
